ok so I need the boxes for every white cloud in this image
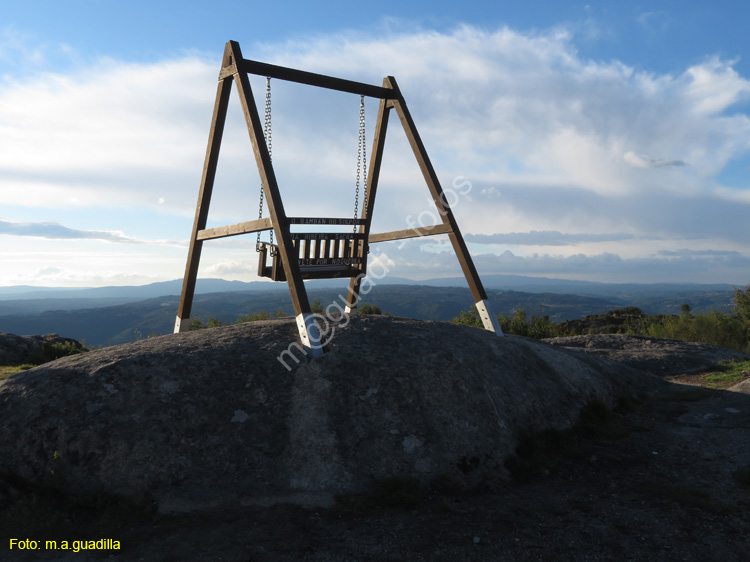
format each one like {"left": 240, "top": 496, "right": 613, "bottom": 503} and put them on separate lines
{"left": 0, "top": 218, "right": 142, "bottom": 243}
{"left": 375, "top": 240, "right": 750, "bottom": 284}
{"left": 465, "top": 231, "right": 642, "bottom": 246}
{"left": 636, "top": 11, "right": 669, "bottom": 32}
{"left": 0, "top": 264, "right": 161, "bottom": 287}
{"left": 0, "top": 218, "right": 183, "bottom": 245}
{"left": 0, "top": 57, "right": 216, "bottom": 211}
{"left": 623, "top": 151, "right": 686, "bottom": 169}
{"left": 0, "top": 25, "right": 44, "bottom": 65}
{"left": 203, "top": 261, "right": 257, "bottom": 277}
{"left": 685, "top": 57, "right": 750, "bottom": 116}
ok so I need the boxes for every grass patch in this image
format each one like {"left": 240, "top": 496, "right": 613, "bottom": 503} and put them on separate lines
{"left": 0, "top": 364, "right": 35, "bottom": 380}
{"left": 704, "top": 360, "right": 750, "bottom": 389}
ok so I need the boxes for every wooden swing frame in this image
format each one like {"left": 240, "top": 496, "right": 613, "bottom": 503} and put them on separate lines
{"left": 174, "top": 40, "right": 502, "bottom": 356}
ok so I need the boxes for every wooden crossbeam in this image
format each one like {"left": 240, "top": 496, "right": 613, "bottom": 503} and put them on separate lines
{"left": 196, "top": 218, "right": 273, "bottom": 241}
{"left": 219, "top": 59, "right": 394, "bottom": 100}
{"left": 368, "top": 224, "right": 452, "bottom": 244}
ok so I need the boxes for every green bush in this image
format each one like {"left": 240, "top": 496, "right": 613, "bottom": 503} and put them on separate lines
{"left": 29, "top": 340, "right": 87, "bottom": 364}
{"left": 644, "top": 310, "right": 749, "bottom": 353}
{"left": 187, "top": 316, "right": 224, "bottom": 330}
{"left": 236, "top": 310, "right": 272, "bottom": 324}
{"left": 452, "top": 305, "right": 483, "bottom": 328}
{"left": 46, "top": 341, "right": 85, "bottom": 360}
{"left": 452, "top": 284, "right": 750, "bottom": 352}
{"left": 498, "top": 309, "right": 557, "bottom": 338}
{"left": 453, "top": 307, "right": 557, "bottom": 338}
{"left": 358, "top": 303, "right": 383, "bottom": 315}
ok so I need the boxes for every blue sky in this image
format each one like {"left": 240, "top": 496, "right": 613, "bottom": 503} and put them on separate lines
{"left": 1, "top": 0, "right": 749, "bottom": 287}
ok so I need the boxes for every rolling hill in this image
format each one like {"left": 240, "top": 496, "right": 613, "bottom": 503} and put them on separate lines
{"left": 0, "top": 276, "right": 740, "bottom": 347}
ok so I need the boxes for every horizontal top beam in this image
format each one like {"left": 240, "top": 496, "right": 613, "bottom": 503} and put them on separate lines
{"left": 220, "top": 58, "right": 394, "bottom": 99}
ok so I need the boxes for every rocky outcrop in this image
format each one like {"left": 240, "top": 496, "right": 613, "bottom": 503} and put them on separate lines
{"left": 547, "top": 334, "right": 749, "bottom": 376}
{"left": 0, "top": 331, "right": 83, "bottom": 365}
{"left": 0, "top": 316, "right": 663, "bottom": 513}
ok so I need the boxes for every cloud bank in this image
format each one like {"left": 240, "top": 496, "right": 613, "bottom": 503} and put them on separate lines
{"left": 1, "top": 24, "right": 750, "bottom": 284}
{"left": 465, "top": 231, "right": 643, "bottom": 246}
{"left": 0, "top": 219, "right": 181, "bottom": 246}
{"left": 0, "top": 219, "right": 142, "bottom": 243}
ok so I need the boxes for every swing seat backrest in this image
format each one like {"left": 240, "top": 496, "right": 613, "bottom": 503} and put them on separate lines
{"left": 258, "top": 231, "right": 367, "bottom": 281}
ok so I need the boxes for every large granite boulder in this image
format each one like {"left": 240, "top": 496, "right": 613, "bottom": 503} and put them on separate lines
{"left": 547, "top": 334, "right": 750, "bottom": 376}
{"left": 0, "top": 316, "right": 663, "bottom": 512}
{"left": 0, "top": 331, "right": 83, "bottom": 365}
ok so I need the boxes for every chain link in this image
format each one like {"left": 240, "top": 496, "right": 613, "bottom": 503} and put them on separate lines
{"left": 257, "top": 77, "right": 273, "bottom": 252}
{"left": 353, "top": 95, "right": 367, "bottom": 232}
{"left": 361, "top": 97, "right": 368, "bottom": 221}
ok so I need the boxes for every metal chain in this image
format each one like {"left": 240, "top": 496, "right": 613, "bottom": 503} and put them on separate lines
{"left": 353, "top": 95, "right": 366, "bottom": 232}
{"left": 361, "top": 96, "right": 368, "bottom": 221}
{"left": 257, "top": 77, "right": 273, "bottom": 251}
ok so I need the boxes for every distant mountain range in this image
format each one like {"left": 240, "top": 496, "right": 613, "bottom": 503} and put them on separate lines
{"left": 0, "top": 274, "right": 740, "bottom": 306}
{"left": 0, "top": 275, "right": 741, "bottom": 347}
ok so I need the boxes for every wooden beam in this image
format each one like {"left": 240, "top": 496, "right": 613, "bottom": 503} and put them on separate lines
{"left": 220, "top": 58, "right": 394, "bottom": 99}
{"left": 175, "top": 44, "right": 234, "bottom": 332}
{"left": 368, "top": 223, "right": 452, "bottom": 244}
{"left": 196, "top": 218, "right": 272, "bottom": 241}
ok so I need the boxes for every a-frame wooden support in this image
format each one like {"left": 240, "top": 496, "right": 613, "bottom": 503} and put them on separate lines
{"left": 175, "top": 40, "right": 502, "bottom": 357}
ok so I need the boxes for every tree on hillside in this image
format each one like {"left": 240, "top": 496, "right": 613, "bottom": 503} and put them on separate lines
{"left": 453, "top": 305, "right": 483, "bottom": 328}
{"left": 734, "top": 285, "right": 750, "bottom": 324}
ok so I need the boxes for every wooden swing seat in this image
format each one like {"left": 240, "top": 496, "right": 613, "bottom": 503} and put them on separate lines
{"left": 257, "top": 230, "right": 367, "bottom": 281}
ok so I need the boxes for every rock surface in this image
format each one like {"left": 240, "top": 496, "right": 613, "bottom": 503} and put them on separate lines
{"left": 547, "top": 334, "right": 749, "bottom": 376}
{"left": 0, "top": 331, "right": 83, "bottom": 365}
{"left": 0, "top": 317, "right": 663, "bottom": 512}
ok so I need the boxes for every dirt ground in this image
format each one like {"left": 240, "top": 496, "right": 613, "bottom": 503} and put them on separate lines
{"left": 2, "top": 337, "right": 750, "bottom": 561}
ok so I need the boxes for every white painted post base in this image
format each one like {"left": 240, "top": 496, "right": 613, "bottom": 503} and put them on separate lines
{"left": 344, "top": 304, "right": 356, "bottom": 314}
{"left": 296, "top": 312, "right": 324, "bottom": 358}
{"left": 174, "top": 315, "right": 187, "bottom": 334}
{"left": 475, "top": 299, "right": 503, "bottom": 336}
